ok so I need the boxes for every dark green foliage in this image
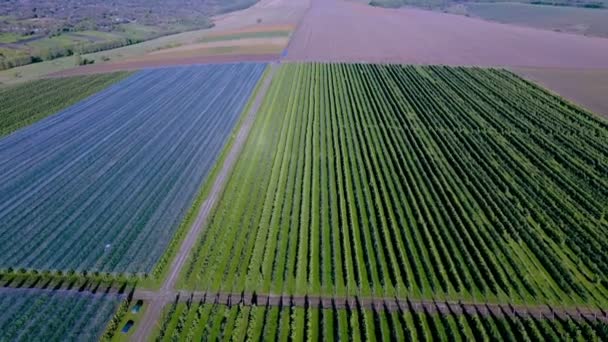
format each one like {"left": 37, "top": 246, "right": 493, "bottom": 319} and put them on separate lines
{"left": 183, "top": 63, "right": 608, "bottom": 305}
{"left": 370, "top": 0, "right": 608, "bottom": 10}
{"left": 153, "top": 301, "right": 608, "bottom": 341}
{"left": 0, "top": 72, "right": 130, "bottom": 136}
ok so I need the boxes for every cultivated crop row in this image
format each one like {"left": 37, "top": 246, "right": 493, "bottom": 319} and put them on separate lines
{"left": 0, "top": 63, "right": 266, "bottom": 274}
{"left": 181, "top": 63, "right": 608, "bottom": 306}
{"left": 153, "top": 300, "right": 608, "bottom": 341}
{"left": 0, "top": 72, "right": 131, "bottom": 137}
{"left": 0, "top": 288, "right": 120, "bottom": 341}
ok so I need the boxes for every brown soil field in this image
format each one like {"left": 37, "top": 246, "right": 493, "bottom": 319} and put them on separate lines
{"left": 148, "top": 37, "right": 288, "bottom": 56}
{"left": 204, "top": 24, "right": 295, "bottom": 37}
{"left": 211, "top": 0, "right": 310, "bottom": 32}
{"left": 63, "top": 34, "right": 288, "bottom": 75}
{"left": 511, "top": 67, "right": 608, "bottom": 118}
{"left": 116, "top": 43, "right": 282, "bottom": 66}
{"left": 48, "top": 54, "right": 279, "bottom": 77}
{"left": 44, "top": 30, "right": 286, "bottom": 78}
{"left": 285, "top": 0, "right": 608, "bottom": 68}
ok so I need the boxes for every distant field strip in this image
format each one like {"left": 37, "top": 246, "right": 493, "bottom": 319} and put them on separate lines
{"left": 181, "top": 63, "right": 608, "bottom": 306}
{"left": 152, "top": 301, "right": 608, "bottom": 341}
{"left": 198, "top": 30, "right": 291, "bottom": 43}
{"left": 465, "top": 3, "right": 608, "bottom": 38}
{"left": 0, "top": 72, "right": 130, "bottom": 137}
{"left": 0, "top": 288, "right": 120, "bottom": 341}
{"left": 0, "top": 63, "right": 266, "bottom": 274}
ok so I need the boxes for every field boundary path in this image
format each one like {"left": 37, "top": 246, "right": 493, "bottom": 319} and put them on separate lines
{"left": 132, "top": 289, "right": 608, "bottom": 323}
{"left": 281, "top": 0, "right": 313, "bottom": 60}
{"left": 1, "top": 285, "right": 605, "bottom": 325}
{"left": 131, "top": 63, "right": 279, "bottom": 342}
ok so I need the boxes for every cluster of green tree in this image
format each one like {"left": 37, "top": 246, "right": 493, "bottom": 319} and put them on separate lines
{"left": 75, "top": 54, "right": 95, "bottom": 66}
{"left": 369, "top": 0, "right": 450, "bottom": 9}
{"left": 0, "top": 55, "right": 33, "bottom": 71}
{"left": 529, "top": 0, "right": 604, "bottom": 7}
{"left": 0, "top": 19, "right": 214, "bottom": 71}
{"left": 0, "top": 267, "right": 140, "bottom": 290}
{"left": 0, "top": 37, "right": 143, "bottom": 71}
{"left": 370, "top": 0, "right": 607, "bottom": 9}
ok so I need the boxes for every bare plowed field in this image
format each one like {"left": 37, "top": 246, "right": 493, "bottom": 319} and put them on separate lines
{"left": 211, "top": 0, "right": 309, "bottom": 31}
{"left": 285, "top": 0, "right": 608, "bottom": 68}
{"left": 147, "top": 38, "right": 287, "bottom": 57}
{"left": 512, "top": 67, "right": 608, "bottom": 118}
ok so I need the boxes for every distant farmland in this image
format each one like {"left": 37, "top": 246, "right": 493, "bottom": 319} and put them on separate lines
{"left": 181, "top": 63, "right": 608, "bottom": 306}
{"left": 285, "top": 0, "right": 608, "bottom": 67}
{"left": 0, "top": 288, "right": 120, "bottom": 341}
{"left": 0, "top": 63, "right": 266, "bottom": 274}
{"left": 463, "top": 2, "right": 608, "bottom": 38}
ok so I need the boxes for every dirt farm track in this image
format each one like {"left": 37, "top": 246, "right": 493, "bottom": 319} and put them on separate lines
{"left": 286, "top": 0, "right": 608, "bottom": 68}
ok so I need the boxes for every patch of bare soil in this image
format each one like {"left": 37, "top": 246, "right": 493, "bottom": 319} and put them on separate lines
{"left": 148, "top": 37, "right": 288, "bottom": 56}
{"left": 211, "top": 0, "right": 310, "bottom": 32}
{"left": 285, "top": 0, "right": 608, "bottom": 68}
{"left": 511, "top": 67, "right": 608, "bottom": 118}
{"left": 205, "top": 24, "right": 295, "bottom": 37}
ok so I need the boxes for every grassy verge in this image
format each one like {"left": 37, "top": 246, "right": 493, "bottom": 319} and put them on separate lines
{"left": 138, "top": 65, "right": 272, "bottom": 290}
